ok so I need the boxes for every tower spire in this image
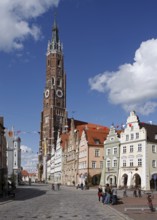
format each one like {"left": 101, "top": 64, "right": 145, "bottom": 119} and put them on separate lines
{"left": 52, "top": 12, "right": 59, "bottom": 43}
{"left": 47, "top": 12, "right": 62, "bottom": 54}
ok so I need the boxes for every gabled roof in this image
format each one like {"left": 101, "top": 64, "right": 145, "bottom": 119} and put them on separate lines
{"left": 139, "top": 122, "right": 157, "bottom": 143}
{"left": 21, "top": 170, "right": 29, "bottom": 177}
{"left": 83, "top": 124, "right": 109, "bottom": 145}
{"left": 60, "top": 133, "right": 69, "bottom": 149}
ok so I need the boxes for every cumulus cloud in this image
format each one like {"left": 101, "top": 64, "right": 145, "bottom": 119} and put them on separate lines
{"left": 21, "top": 145, "right": 38, "bottom": 173}
{"left": 0, "top": 0, "right": 60, "bottom": 52}
{"left": 89, "top": 39, "right": 157, "bottom": 115}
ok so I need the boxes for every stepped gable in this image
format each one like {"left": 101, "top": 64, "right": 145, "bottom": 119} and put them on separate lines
{"left": 82, "top": 123, "right": 109, "bottom": 145}
{"left": 60, "top": 133, "right": 69, "bottom": 149}
{"left": 139, "top": 122, "right": 157, "bottom": 143}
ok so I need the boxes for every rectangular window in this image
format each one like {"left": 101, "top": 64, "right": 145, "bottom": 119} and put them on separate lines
{"left": 138, "top": 144, "right": 142, "bottom": 152}
{"left": 136, "top": 133, "right": 139, "bottom": 139}
{"left": 130, "top": 145, "right": 133, "bottom": 153}
{"left": 113, "top": 147, "right": 117, "bottom": 155}
{"left": 152, "top": 160, "right": 156, "bottom": 168}
{"left": 95, "top": 149, "right": 100, "bottom": 157}
{"left": 100, "top": 161, "right": 103, "bottom": 169}
{"left": 106, "top": 148, "right": 111, "bottom": 155}
{"left": 92, "top": 161, "right": 96, "bottom": 168}
{"left": 130, "top": 133, "right": 134, "bottom": 140}
{"left": 123, "top": 160, "right": 126, "bottom": 167}
{"left": 138, "top": 158, "right": 142, "bottom": 166}
{"left": 107, "top": 160, "right": 111, "bottom": 168}
{"left": 126, "top": 135, "right": 129, "bottom": 141}
{"left": 130, "top": 159, "right": 133, "bottom": 167}
{"left": 113, "top": 160, "right": 117, "bottom": 167}
{"left": 123, "top": 146, "right": 126, "bottom": 153}
{"left": 152, "top": 145, "right": 156, "bottom": 153}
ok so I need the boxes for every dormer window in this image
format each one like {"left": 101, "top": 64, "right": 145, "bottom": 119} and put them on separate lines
{"left": 155, "top": 134, "right": 157, "bottom": 140}
{"left": 94, "top": 139, "right": 100, "bottom": 144}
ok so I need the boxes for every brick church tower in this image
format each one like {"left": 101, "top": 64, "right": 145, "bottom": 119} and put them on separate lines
{"left": 38, "top": 17, "right": 67, "bottom": 180}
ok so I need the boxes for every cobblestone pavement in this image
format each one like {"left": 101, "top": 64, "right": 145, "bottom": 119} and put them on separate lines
{"left": 112, "top": 189, "right": 157, "bottom": 220}
{"left": 0, "top": 184, "right": 133, "bottom": 220}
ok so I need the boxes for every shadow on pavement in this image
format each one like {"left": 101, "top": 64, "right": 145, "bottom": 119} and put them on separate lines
{"left": 0, "top": 185, "right": 47, "bottom": 203}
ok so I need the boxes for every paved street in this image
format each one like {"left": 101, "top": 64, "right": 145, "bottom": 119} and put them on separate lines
{"left": 0, "top": 183, "right": 133, "bottom": 220}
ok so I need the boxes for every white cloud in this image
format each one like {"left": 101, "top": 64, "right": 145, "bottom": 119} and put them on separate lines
{"left": 0, "top": 0, "right": 60, "bottom": 52}
{"left": 21, "top": 145, "right": 38, "bottom": 172}
{"left": 89, "top": 38, "right": 157, "bottom": 115}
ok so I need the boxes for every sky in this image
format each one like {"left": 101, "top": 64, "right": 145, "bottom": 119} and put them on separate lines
{"left": 1, "top": 0, "right": 157, "bottom": 172}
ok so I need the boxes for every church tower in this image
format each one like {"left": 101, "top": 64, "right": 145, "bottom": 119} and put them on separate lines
{"left": 39, "top": 17, "right": 67, "bottom": 175}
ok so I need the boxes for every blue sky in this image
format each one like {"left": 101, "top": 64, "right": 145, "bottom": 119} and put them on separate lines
{"left": 1, "top": 0, "right": 157, "bottom": 171}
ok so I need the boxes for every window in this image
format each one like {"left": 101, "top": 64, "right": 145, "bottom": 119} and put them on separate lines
{"left": 113, "top": 147, "right": 117, "bottom": 155}
{"left": 94, "top": 139, "right": 100, "bottom": 144}
{"left": 155, "top": 134, "right": 157, "bottom": 140}
{"left": 138, "top": 144, "right": 142, "bottom": 152}
{"left": 136, "top": 133, "right": 139, "bottom": 139}
{"left": 106, "top": 160, "right": 111, "bottom": 168}
{"left": 152, "top": 145, "right": 156, "bottom": 153}
{"left": 130, "top": 133, "right": 134, "bottom": 140}
{"left": 126, "top": 135, "right": 129, "bottom": 141}
{"left": 100, "top": 161, "right": 103, "bottom": 169}
{"left": 52, "top": 77, "right": 55, "bottom": 86}
{"left": 123, "top": 160, "right": 126, "bottom": 167}
{"left": 123, "top": 146, "right": 126, "bottom": 153}
{"left": 106, "top": 148, "right": 111, "bottom": 155}
{"left": 95, "top": 149, "right": 100, "bottom": 157}
{"left": 113, "top": 159, "right": 117, "bottom": 167}
{"left": 92, "top": 161, "right": 96, "bottom": 168}
{"left": 130, "top": 159, "right": 133, "bottom": 167}
{"left": 152, "top": 160, "right": 156, "bottom": 168}
{"left": 130, "top": 145, "right": 133, "bottom": 153}
{"left": 138, "top": 158, "right": 142, "bottom": 166}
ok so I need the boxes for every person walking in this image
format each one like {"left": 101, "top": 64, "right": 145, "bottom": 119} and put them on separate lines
{"left": 97, "top": 186, "right": 102, "bottom": 201}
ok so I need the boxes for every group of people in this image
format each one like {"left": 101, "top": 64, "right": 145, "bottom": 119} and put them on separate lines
{"left": 98, "top": 184, "right": 118, "bottom": 205}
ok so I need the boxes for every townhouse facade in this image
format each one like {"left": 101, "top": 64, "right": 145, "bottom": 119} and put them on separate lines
{"left": 47, "top": 118, "right": 109, "bottom": 186}
{"left": 101, "top": 111, "right": 157, "bottom": 191}
{"left": 100, "top": 126, "right": 121, "bottom": 187}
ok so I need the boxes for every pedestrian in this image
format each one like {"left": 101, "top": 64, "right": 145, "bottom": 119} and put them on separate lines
{"left": 138, "top": 187, "right": 142, "bottom": 197}
{"left": 147, "top": 194, "right": 155, "bottom": 212}
{"left": 111, "top": 186, "right": 117, "bottom": 205}
{"left": 52, "top": 183, "right": 55, "bottom": 190}
{"left": 97, "top": 185, "right": 102, "bottom": 201}
{"left": 104, "top": 184, "right": 112, "bottom": 204}
{"left": 133, "top": 188, "right": 137, "bottom": 197}
{"left": 123, "top": 187, "right": 127, "bottom": 197}
{"left": 80, "top": 182, "right": 83, "bottom": 190}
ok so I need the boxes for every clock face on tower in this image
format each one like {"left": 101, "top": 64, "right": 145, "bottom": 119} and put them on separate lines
{"left": 45, "top": 89, "right": 50, "bottom": 98}
{"left": 56, "top": 89, "right": 63, "bottom": 98}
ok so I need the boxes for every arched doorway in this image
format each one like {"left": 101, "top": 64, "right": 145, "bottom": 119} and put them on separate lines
{"left": 122, "top": 174, "right": 128, "bottom": 186}
{"left": 107, "top": 175, "right": 117, "bottom": 186}
{"left": 151, "top": 174, "right": 157, "bottom": 190}
{"left": 132, "top": 173, "right": 141, "bottom": 187}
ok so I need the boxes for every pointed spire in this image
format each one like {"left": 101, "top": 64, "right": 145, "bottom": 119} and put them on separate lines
{"left": 47, "top": 12, "right": 63, "bottom": 55}
{"left": 52, "top": 11, "right": 59, "bottom": 43}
